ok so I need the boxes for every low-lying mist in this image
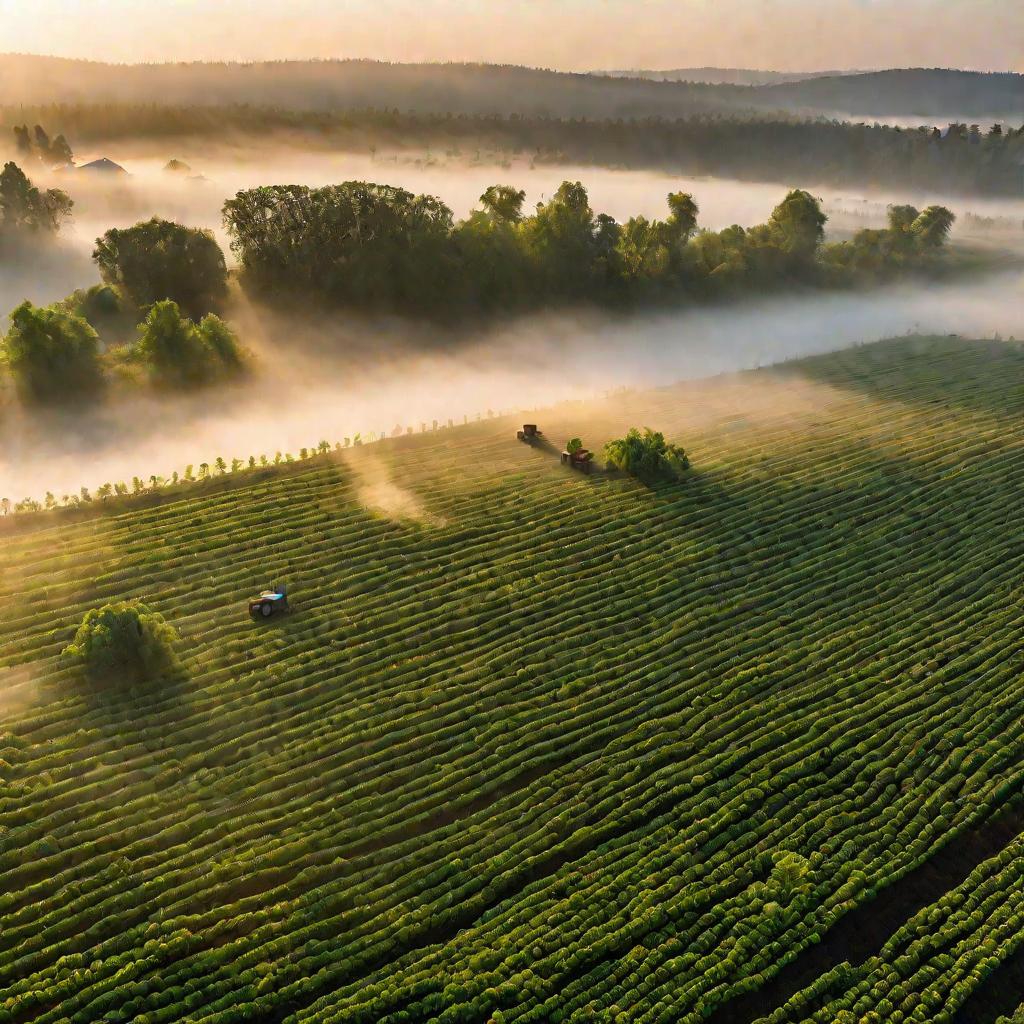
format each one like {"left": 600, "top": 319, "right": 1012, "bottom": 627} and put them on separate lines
{"left": 3, "top": 269, "right": 1021, "bottom": 504}
{"left": 4, "top": 140, "right": 1023, "bottom": 318}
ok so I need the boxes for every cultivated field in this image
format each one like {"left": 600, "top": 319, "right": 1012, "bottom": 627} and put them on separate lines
{"left": 2, "top": 335, "right": 1024, "bottom": 1023}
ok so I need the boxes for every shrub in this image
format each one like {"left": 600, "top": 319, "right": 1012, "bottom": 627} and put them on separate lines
{"left": 2, "top": 300, "right": 103, "bottom": 403}
{"left": 136, "top": 300, "right": 244, "bottom": 388}
{"left": 603, "top": 428, "right": 689, "bottom": 484}
{"left": 64, "top": 601, "right": 182, "bottom": 684}
{"left": 93, "top": 217, "right": 228, "bottom": 318}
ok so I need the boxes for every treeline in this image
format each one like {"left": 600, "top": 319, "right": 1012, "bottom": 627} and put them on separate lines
{"left": 6, "top": 102, "right": 1024, "bottom": 198}
{"left": 224, "top": 179, "right": 956, "bottom": 316}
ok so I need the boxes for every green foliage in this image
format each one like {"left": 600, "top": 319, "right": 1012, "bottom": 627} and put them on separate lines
{"left": 63, "top": 601, "right": 182, "bottom": 684}
{"left": 93, "top": 217, "right": 228, "bottom": 318}
{"left": 135, "top": 300, "right": 243, "bottom": 388}
{"left": 223, "top": 182, "right": 456, "bottom": 313}
{"left": 225, "top": 180, "right": 953, "bottom": 316}
{"left": 2, "top": 336, "right": 1024, "bottom": 1021}
{"left": 56, "top": 284, "right": 137, "bottom": 346}
{"left": 604, "top": 427, "right": 689, "bottom": 484}
{"left": 824, "top": 202, "right": 959, "bottom": 281}
{"left": 1, "top": 300, "right": 102, "bottom": 402}
{"left": 0, "top": 160, "right": 73, "bottom": 234}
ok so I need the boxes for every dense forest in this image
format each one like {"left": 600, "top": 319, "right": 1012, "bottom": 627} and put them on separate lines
{"left": 224, "top": 179, "right": 956, "bottom": 315}
{"left": 1, "top": 55, "right": 1021, "bottom": 121}
{"left": 7, "top": 102, "right": 1022, "bottom": 198}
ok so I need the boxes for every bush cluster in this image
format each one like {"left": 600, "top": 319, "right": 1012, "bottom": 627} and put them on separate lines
{"left": 604, "top": 428, "right": 690, "bottom": 484}
{"left": 63, "top": 601, "right": 182, "bottom": 684}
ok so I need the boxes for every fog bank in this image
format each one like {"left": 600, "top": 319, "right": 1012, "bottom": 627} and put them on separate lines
{"left": 3, "top": 270, "right": 1021, "bottom": 503}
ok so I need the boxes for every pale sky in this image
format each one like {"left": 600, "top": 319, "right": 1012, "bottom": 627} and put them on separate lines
{"left": 0, "top": 0, "right": 1020, "bottom": 72}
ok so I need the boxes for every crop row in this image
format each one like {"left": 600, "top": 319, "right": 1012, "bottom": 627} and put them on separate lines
{"left": 1, "top": 335, "right": 1022, "bottom": 1023}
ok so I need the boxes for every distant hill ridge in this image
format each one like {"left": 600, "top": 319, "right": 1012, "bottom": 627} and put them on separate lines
{"left": 595, "top": 67, "right": 865, "bottom": 86}
{"left": 0, "top": 54, "right": 1021, "bottom": 120}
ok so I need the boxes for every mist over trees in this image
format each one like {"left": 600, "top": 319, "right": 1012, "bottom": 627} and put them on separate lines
{"left": 93, "top": 218, "right": 228, "bottom": 319}
{"left": 0, "top": 161, "right": 73, "bottom": 237}
{"left": 2, "top": 301, "right": 103, "bottom": 403}
{"left": 224, "top": 179, "right": 955, "bottom": 316}
{"left": 9, "top": 101, "right": 1022, "bottom": 199}
{"left": 13, "top": 123, "right": 74, "bottom": 167}
{"left": 135, "top": 300, "right": 243, "bottom": 388}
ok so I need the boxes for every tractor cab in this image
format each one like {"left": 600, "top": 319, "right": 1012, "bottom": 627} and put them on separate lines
{"left": 249, "top": 583, "right": 290, "bottom": 620}
{"left": 517, "top": 423, "right": 542, "bottom": 444}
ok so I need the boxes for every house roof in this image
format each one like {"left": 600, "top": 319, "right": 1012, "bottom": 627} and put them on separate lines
{"left": 79, "top": 157, "right": 128, "bottom": 174}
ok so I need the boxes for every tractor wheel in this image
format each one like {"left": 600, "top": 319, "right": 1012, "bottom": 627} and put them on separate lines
{"left": 261, "top": 602, "right": 273, "bottom": 617}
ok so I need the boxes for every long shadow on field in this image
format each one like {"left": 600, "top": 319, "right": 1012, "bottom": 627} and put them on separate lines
{"left": 952, "top": 945, "right": 1024, "bottom": 1024}
{"left": 776, "top": 335, "right": 1024, "bottom": 420}
{"left": 702, "top": 804, "right": 1024, "bottom": 1024}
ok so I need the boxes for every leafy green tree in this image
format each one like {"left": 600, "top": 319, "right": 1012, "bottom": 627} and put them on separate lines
{"left": 2, "top": 301, "right": 103, "bottom": 403}
{"left": 0, "top": 161, "right": 73, "bottom": 234}
{"left": 766, "top": 189, "right": 827, "bottom": 260}
{"left": 196, "top": 313, "right": 243, "bottom": 370}
{"left": 135, "top": 300, "right": 243, "bottom": 388}
{"left": 604, "top": 428, "right": 689, "bottom": 484}
{"left": 224, "top": 182, "right": 456, "bottom": 313}
{"left": 93, "top": 217, "right": 228, "bottom": 318}
{"left": 453, "top": 186, "right": 532, "bottom": 309}
{"left": 136, "top": 300, "right": 211, "bottom": 386}
{"left": 912, "top": 206, "right": 956, "bottom": 249}
{"left": 522, "top": 181, "right": 602, "bottom": 298}
{"left": 479, "top": 184, "right": 526, "bottom": 223}
{"left": 64, "top": 601, "right": 182, "bottom": 685}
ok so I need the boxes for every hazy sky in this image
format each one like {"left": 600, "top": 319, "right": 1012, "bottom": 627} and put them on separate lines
{"left": 0, "top": 0, "right": 1021, "bottom": 72}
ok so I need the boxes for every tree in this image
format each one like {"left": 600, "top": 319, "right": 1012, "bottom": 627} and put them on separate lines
{"left": 2, "top": 301, "right": 103, "bottom": 403}
{"left": 12, "top": 125, "right": 32, "bottom": 158}
{"left": 766, "top": 189, "right": 827, "bottom": 260}
{"left": 63, "top": 601, "right": 182, "bottom": 685}
{"left": 479, "top": 185, "right": 526, "bottom": 224}
{"left": 523, "top": 181, "right": 601, "bottom": 298}
{"left": 93, "top": 217, "right": 228, "bottom": 318}
{"left": 196, "top": 313, "right": 243, "bottom": 371}
{"left": 665, "top": 192, "right": 699, "bottom": 244}
{"left": 49, "top": 134, "right": 74, "bottom": 168}
{"left": 0, "top": 162, "right": 73, "bottom": 234}
{"left": 604, "top": 428, "right": 689, "bottom": 484}
{"left": 135, "top": 300, "right": 244, "bottom": 388}
{"left": 911, "top": 206, "right": 956, "bottom": 249}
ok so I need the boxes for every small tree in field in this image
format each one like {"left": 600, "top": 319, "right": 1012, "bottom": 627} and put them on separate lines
{"left": 604, "top": 428, "right": 689, "bottom": 484}
{"left": 64, "top": 601, "right": 182, "bottom": 685}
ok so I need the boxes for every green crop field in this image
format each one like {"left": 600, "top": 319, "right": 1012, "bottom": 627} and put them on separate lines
{"left": 2, "top": 334, "right": 1024, "bottom": 1024}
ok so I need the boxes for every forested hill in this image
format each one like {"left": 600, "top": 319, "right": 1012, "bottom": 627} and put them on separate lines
{"left": 754, "top": 69, "right": 1024, "bottom": 119}
{"left": 596, "top": 67, "right": 856, "bottom": 86}
{"left": 2, "top": 54, "right": 1021, "bottom": 122}
{"left": 0, "top": 55, "right": 753, "bottom": 120}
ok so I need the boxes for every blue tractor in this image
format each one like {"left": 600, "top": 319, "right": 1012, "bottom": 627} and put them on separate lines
{"left": 249, "top": 583, "right": 290, "bottom": 620}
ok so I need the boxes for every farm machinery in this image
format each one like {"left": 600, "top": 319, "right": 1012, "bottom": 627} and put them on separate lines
{"left": 249, "top": 583, "right": 290, "bottom": 619}
{"left": 517, "top": 423, "right": 542, "bottom": 444}
{"left": 561, "top": 440, "right": 594, "bottom": 474}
